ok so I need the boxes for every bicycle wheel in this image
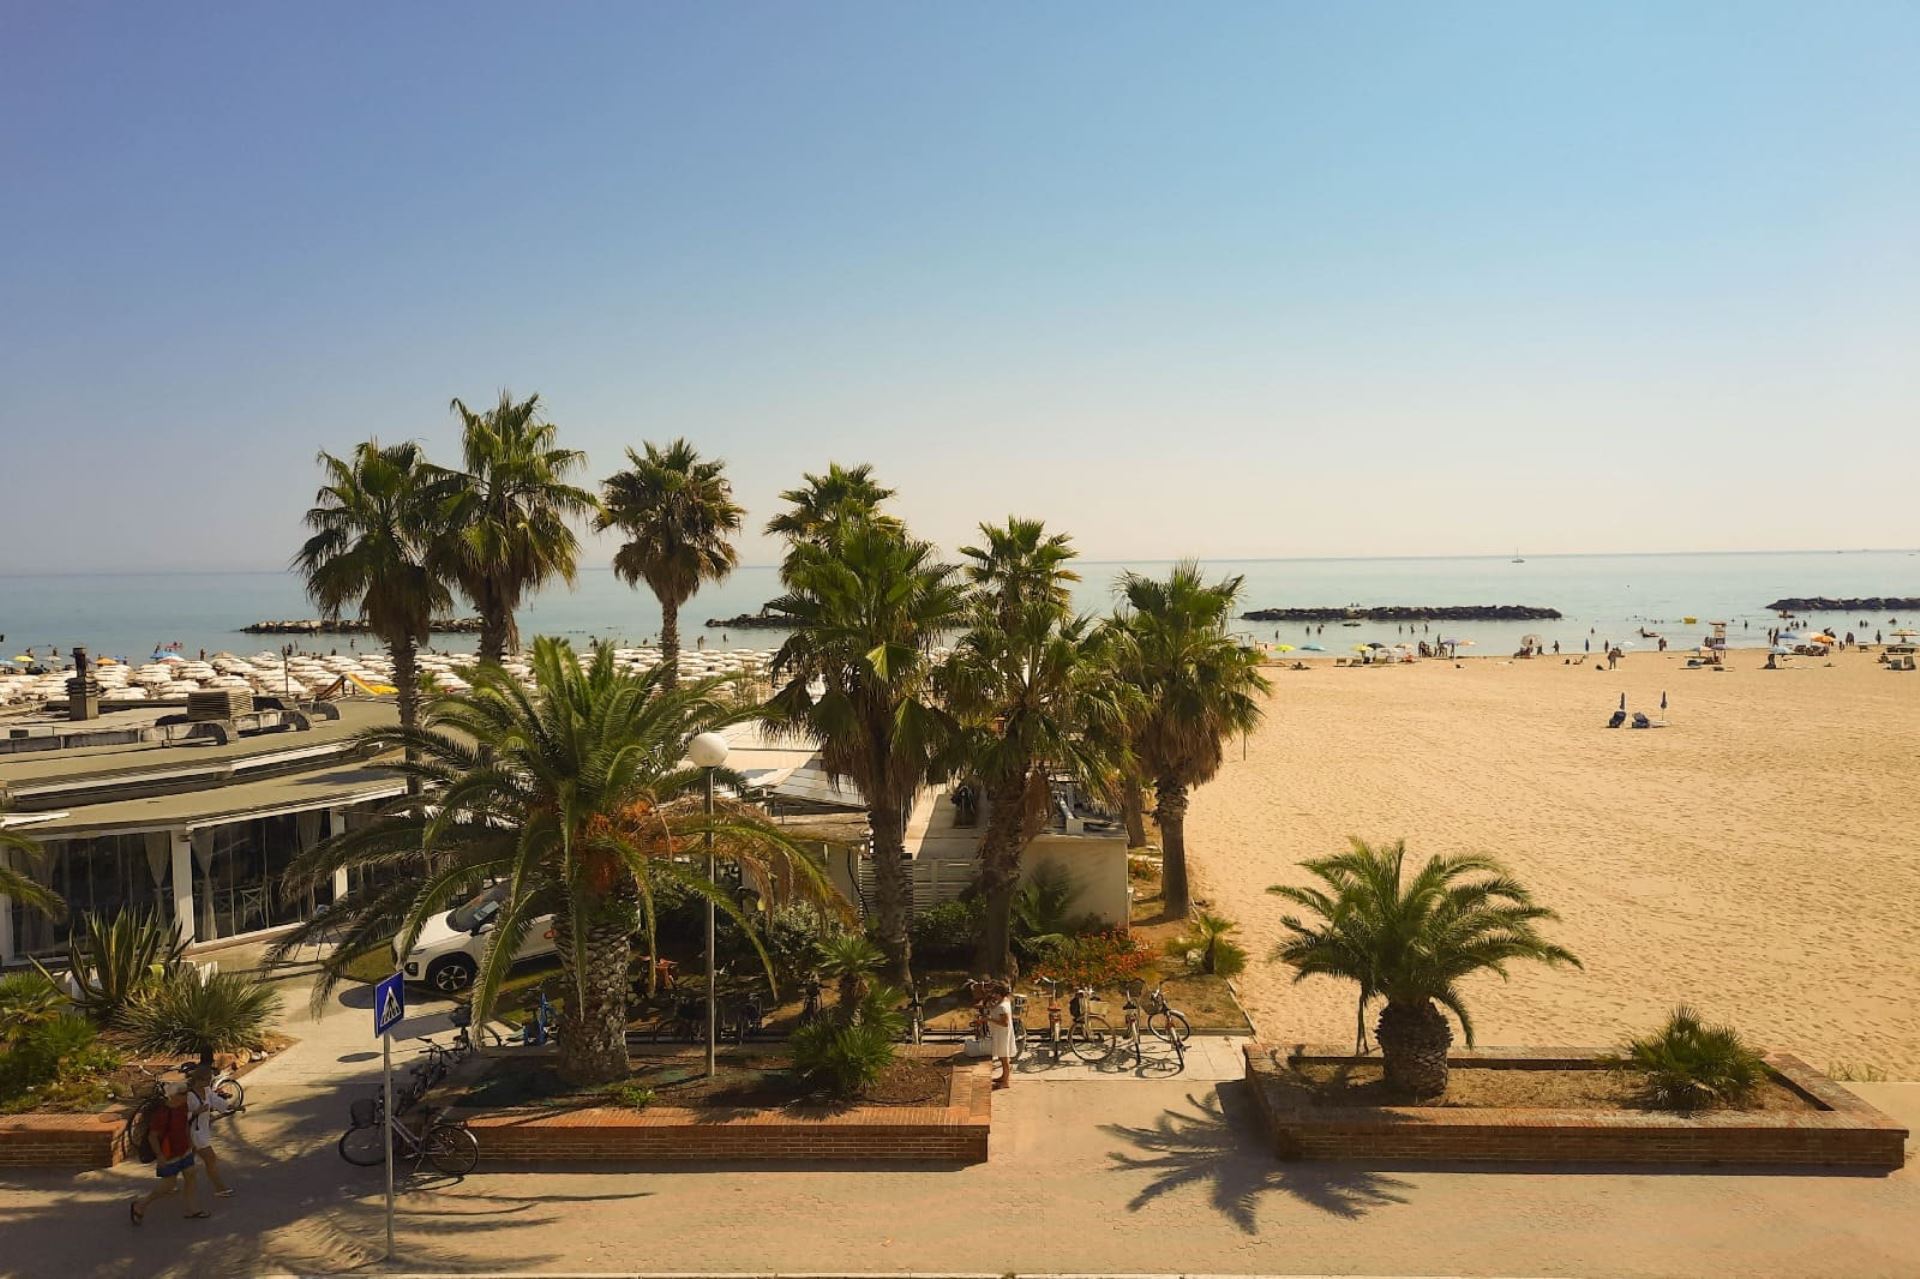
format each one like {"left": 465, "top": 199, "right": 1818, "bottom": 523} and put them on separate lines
{"left": 1148, "top": 1010, "right": 1192, "bottom": 1045}
{"left": 426, "top": 1123, "right": 479, "bottom": 1176}
{"left": 338, "top": 1125, "right": 387, "bottom": 1167}
{"left": 214, "top": 1078, "right": 245, "bottom": 1110}
{"left": 1068, "top": 1015, "right": 1113, "bottom": 1063}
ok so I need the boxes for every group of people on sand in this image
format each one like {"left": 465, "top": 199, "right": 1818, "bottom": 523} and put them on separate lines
{"left": 128, "top": 1066, "right": 240, "bottom": 1227}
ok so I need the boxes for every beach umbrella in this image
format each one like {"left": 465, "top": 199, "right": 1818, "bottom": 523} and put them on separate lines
{"left": 1301, "top": 644, "right": 1324, "bottom": 652}
{"left": 1619, "top": 693, "right": 1626, "bottom": 711}
{"left": 1893, "top": 628, "right": 1918, "bottom": 638}
{"left": 1769, "top": 645, "right": 1791, "bottom": 655}
{"left": 1351, "top": 644, "right": 1370, "bottom": 653}
{"left": 1273, "top": 644, "right": 1295, "bottom": 653}
{"left": 1661, "top": 690, "right": 1668, "bottom": 710}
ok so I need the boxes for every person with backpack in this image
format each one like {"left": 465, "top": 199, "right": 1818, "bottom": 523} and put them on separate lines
{"left": 130, "top": 1083, "right": 206, "bottom": 1225}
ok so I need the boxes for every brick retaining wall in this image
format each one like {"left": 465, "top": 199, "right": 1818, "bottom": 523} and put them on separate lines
{"left": 0, "top": 1112, "right": 128, "bottom": 1169}
{"left": 454, "top": 1059, "right": 992, "bottom": 1164}
{"left": 1243, "top": 1043, "right": 1907, "bottom": 1171}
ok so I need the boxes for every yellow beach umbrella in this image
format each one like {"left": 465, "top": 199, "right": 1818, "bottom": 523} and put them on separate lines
{"left": 1273, "top": 644, "right": 1295, "bottom": 653}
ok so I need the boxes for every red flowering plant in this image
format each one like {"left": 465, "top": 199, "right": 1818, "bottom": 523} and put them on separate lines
{"left": 1031, "top": 928, "right": 1154, "bottom": 992}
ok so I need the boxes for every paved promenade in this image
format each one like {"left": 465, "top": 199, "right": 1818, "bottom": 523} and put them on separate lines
{"left": 1, "top": 981, "right": 1915, "bottom": 1279}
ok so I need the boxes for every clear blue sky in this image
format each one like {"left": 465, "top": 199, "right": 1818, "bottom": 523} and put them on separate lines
{"left": 3, "top": 3, "right": 1916, "bottom": 571}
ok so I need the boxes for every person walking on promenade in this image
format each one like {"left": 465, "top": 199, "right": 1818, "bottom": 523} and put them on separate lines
{"left": 130, "top": 1084, "right": 206, "bottom": 1225}
{"left": 186, "top": 1067, "right": 238, "bottom": 1198}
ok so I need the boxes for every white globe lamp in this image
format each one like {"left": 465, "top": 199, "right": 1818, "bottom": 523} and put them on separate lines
{"left": 689, "top": 731, "right": 729, "bottom": 769}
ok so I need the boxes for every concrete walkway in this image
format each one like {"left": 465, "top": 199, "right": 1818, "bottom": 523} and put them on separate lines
{"left": 2, "top": 989, "right": 1916, "bottom": 1279}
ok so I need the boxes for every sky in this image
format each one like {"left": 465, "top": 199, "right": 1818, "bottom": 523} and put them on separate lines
{"left": 2, "top": 3, "right": 1917, "bottom": 572}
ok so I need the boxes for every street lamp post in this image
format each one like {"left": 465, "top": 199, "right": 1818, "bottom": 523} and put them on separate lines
{"left": 688, "top": 731, "right": 730, "bottom": 1078}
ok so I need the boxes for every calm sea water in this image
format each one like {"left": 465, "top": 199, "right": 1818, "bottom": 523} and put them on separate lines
{"left": 1, "top": 551, "right": 1915, "bottom": 663}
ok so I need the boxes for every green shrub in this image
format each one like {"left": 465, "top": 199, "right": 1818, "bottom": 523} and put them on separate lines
{"left": 1164, "top": 910, "right": 1248, "bottom": 979}
{"left": 603, "top": 1081, "right": 655, "bottom": 1110}
{"left": 1602, "top": 1006, "right": 1768, "bottom": 1112}
{"left": 790, "top": 985, "right": 904, "bottom": 1099}
{"left": 1012, "top": 863, "right": 1077, "bottom": 957}
{"left": 0, "top": 1013, "right": 121, "bottom": 1113}
{"left": 0, "top": 970, "right": 67, "bottom": 1043}
{"left": 911, "top": 897, "right": 983, "bottom": 964}
{"left": 760, "top": 905, "right": 843, "bottom": 986}
{"left": 817, "top": 934, "right": 884, "bottom": 1010}
{"left": 119, "top": 968, "right": 283, "bottom": 1065}
{"left": 36, "top": 908, "right": 186, "bottom": 1024}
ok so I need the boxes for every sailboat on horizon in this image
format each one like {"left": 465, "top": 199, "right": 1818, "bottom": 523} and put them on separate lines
{"left": 1511, "top": 547, "right": 1526, "bottom": 563}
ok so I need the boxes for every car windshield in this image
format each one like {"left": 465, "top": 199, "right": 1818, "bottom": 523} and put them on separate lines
{"left": 447, "top": 886, "right": 506, "bottom": 932}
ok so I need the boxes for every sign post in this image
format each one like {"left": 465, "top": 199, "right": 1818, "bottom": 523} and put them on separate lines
{"left": 373, "top": 972, "right": 406, "bottom": 1262}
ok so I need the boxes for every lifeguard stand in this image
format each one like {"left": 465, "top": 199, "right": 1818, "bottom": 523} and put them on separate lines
{"left": 1706, "top": 621, "right": 1729, "bottom": 666}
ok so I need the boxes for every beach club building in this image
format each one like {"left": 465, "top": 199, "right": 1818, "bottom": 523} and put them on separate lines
{"left": 0, "top": 700, "right": 403, "bottom": 964}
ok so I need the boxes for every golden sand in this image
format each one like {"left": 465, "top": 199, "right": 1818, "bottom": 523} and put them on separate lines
{"left": 1188, "top": 648, "right": 1920, "bottom": 1077}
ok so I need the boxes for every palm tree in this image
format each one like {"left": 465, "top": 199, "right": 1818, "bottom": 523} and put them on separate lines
{"left": 762, "top": 462, "right": 901, "bottom": 549}
{"left": 296, "top": 440, "right": 452, "bottom": 786}
{"left": 764, "top": 516, "right": 965, "bottom": 985}
{"left": 0, "top": 817, "right": 64, "bottom": 921}
{"left": 597, "top": 440, "right": 744, "bottom": 689}
{"left": 940, "top": 520, "right": 1132, "bottom": 976}
{"left": 1112, "top": 562, "right": 1269, "bottom": 917}
{"left": 1268, "top": 838, "right": 1580, "bottom": 1098}
{"left": 270, "top": 638, "right": 836, "bottom": 1084}
{"left": 958, "top": 517, "right": 1078, "bottom": 622}
{"left": 443, "top": 392, "right": 598, "bottom": 665}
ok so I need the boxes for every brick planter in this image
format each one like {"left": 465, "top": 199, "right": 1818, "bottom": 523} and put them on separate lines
{"left": 0, "top": 1112, "right": 128, "bottom": 1169}
{"left": 453, "top": 1056, "right": 993, "bottom": 1164}
{"left": 1244, "top": 1043, "right": 1907, "bottom": 1171}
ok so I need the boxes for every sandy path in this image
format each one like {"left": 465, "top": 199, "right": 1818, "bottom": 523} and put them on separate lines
{"left": 1186, "top": 648, "right": 1920, "bottom": 1077}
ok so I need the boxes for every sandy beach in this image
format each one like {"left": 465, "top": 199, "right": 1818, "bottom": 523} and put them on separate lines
{"left": 1189, "top": 647, "right": 1920, "bottom": 1078}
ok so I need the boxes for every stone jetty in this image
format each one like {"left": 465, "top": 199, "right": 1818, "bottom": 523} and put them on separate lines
{"left": 1764, "top": 597, "right": 1920, "bottom": 613}
{"left": 704, "top": 608, "right": 795, "bottom": 631}
{"left": 1241, "top": 604, "right": 1562, "bottom": 623}
{"left": 243, "top": 617, "right": 485, "bottom": 635}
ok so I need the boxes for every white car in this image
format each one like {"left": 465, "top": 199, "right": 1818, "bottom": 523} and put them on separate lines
{"left": 394, "top": 885, "right": 558, "bottom": 994}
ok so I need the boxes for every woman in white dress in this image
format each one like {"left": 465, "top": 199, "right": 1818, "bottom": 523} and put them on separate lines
{"left": 987, "top": 982, "right": 1017, "bottom": 1090}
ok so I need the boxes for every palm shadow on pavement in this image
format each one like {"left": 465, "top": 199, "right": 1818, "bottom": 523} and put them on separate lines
{"left": 1103, "top": 1083, "right": 1412, "bottom": 1232}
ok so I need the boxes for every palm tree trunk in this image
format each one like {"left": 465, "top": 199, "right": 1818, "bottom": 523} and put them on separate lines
{"left": 1120, "top": 777, "right": 1148, "bottom": 849}
{"left": 390, "top": 635, "right": 422, "bottom": 797}
{"left": 867, "top": 798, "right": 913, "bottom": 986}
{"left": 477, "top": 593, "right": 512, "bottom": 666}
{"left": 1154, "top": 777, "right": 1191, "bottom": 918}
{"left": 1376, "top": 999, "right": 1452, "bottom": 1098}
{"left": 973, "top": 775, "right": 1028, "bottom": 979}
{"left": 552, "top": 903, "right": 634, "bottom": 1086}
{"left": 658, "top": 599, "right": 680, "bottom": 690}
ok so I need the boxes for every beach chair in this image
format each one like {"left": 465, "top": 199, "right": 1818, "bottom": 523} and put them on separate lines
{"left": 1607, "top": 710, "right": 1627, "bottom": 729}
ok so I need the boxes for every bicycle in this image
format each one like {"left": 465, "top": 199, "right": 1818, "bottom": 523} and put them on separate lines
{"left": 449, "top": 1003, "right": 504, "bottom": 1055}
{"left": 646, "top": 992, "right": 710, "bottom": 1043}
{"left": 337, "top": 1096, "right": 478, "bottom": 1177}
{"left": 1144, "top": 981, "right": 1193, "bottom": 1047}
{"left": 1064, "top": 981, "right": 1113, "bottom": 1063}
{"left": 1033, "top": 976, "right": 1072, "bottom": 1062}
{"left": 797, "top": 973, "right": 826, "bottom": 1026}
{"left": 903, "top": 982, "right": 924, "bottom": 1046}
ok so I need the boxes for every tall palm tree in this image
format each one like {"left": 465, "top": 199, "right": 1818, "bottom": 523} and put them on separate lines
{"left": 762, "top": 462, "right": 901, "bottom": 549}
{"left": 270, "top": 638, "right": 837, "bottom": 1084}
{"left": 1112, "top": 562, "right": 1269, "bottom": 918}
{"left": 940, "top": 601, "right": 1133, "bottom": 976}
{"left": 443, "top": 392, "right": 598, "bottom": 665}
{"left": 296, "top": 440, "right": 452, "bottom": 786}
{"left": 958, "top": 517, "right": 1079, "bottom": 623}
{"left": 597, "top": 440, "right": 744, "bottom": 689}
{"left": 764, "top": 516, "right": 965, "bottom": 985}
{"left": 0, "top": 817, "right": 64, "bottom": 921}
{"left": 1269, "top": 838, "right": 1580, "bottom": 1098}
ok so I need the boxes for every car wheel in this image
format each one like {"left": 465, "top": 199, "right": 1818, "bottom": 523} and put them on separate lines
{"left": 427, "top": 955, "right": 478, "bottom": 994}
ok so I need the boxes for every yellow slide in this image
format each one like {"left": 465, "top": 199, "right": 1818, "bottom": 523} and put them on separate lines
{"left": 346, "top": 672, "right": 398, "bottom": 696}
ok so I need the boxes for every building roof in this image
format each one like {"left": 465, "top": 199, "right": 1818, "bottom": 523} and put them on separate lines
{"left": 18, "top": 764, "right": 407, "bottom": 837}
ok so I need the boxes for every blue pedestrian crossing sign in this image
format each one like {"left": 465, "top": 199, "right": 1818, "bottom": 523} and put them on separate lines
{"left": 374, "top": 972, "right": 406, "bottom": 1038}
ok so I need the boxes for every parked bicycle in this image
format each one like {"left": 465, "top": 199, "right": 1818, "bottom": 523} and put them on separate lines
{"left": 903, "top": 981, "right": 925, "bottom": 1046}
{"left": 1144, "top": 981, "right": 1192, "bottom": 1047}
{"left": 337, "top": 1095, "right": 479, "bottom": 1176}
{"left": 797, "top": 973, "right": 826, "bottom": 1026}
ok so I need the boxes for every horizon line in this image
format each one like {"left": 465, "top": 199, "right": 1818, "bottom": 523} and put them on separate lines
{"left": 3, "top": 545, "right": 1917, "bottom": 581}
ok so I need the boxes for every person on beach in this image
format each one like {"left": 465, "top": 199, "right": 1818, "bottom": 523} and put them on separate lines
{"left": 131, "top": 1084, "right": 205, "bottom": 1225}
{"left": 185, "top": 1067, "right": 237, "bottom": 1198}
{"left": 1607, "top": 646, "right": 1622, "bottom": 670}
{"left": 987, "top": 982, "right": 1017, "bottom": 1090}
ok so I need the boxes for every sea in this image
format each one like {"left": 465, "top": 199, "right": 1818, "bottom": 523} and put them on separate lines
{"left": 1, "top": 550, "right": 1916, "bottom": 665}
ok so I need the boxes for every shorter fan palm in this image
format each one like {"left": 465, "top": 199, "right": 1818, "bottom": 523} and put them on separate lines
{"left": 817, "top": 934, "right": 884, "bottom": 1013}
{"left": 1268, "top": 838, "right": 1580, "bottom": 1098}
{"left": 121, "top": 968, "right": 284, "bottom": 1067}
{"left": 1603, "top": 1006, "right": 1767, "bottom": 1112}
